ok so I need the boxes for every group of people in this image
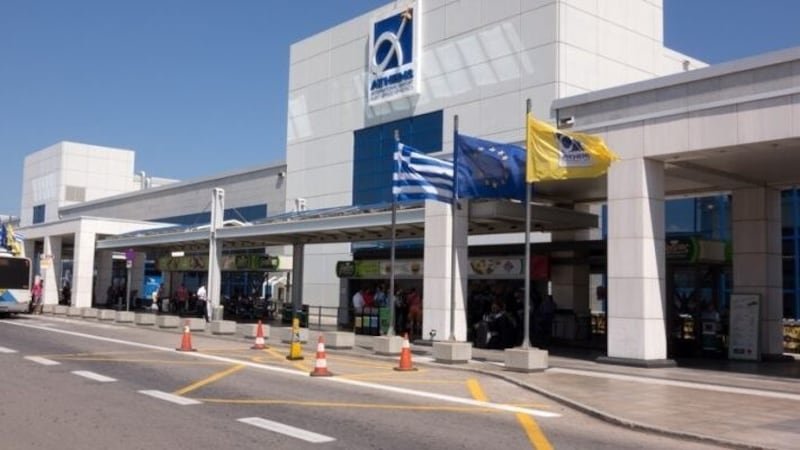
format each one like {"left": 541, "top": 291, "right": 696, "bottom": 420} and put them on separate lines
{"left": 150, "top": 283, "right": 210, "bottom": 321}
{"left": 468, "top": 282, "right": 556, "bottom": 349}
{"left": 352, "top": 284, "right": 423, "bottom": 339}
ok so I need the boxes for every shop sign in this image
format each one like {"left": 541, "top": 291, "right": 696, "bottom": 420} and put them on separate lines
{"left": 666, "top": 237, "right": 696, "bottom": 261}
{"left": 157, "top": 254, "right": 280, "bottom": 272}
{"left": 469, "top": 258, "right": 524, "bottom": 276}
{"left": 336, "top": 260, "right": 423, "bottom": 277}
{"left": 337, "top": 257, "right": 525, "bottom": 278}
{"left": 367, "top": 1, "right": 420, "bottom": 105}
{"left": 666, "top": 237, "right": 727, "bottom": 263}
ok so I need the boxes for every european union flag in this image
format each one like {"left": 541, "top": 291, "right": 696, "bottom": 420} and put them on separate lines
{"left": 455, "top": 133, "right": 527, "bottom": 200}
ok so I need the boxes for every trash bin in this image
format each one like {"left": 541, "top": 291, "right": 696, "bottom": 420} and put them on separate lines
{"left": 282, "top": 303, "right": 308, "bottom": 328}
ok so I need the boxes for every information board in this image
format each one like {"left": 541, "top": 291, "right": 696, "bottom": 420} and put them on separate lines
{"left": 728, "top": 293, "right": 760, "bottom": 361}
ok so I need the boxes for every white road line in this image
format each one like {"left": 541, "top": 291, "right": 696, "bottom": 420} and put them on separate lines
{"left": 72, "top": 370, "right": 117, "bottom": 383}
{"left": 24, "top": 356, "right": 60, "bottom": 366}
{"left": 238, "top": 417, "right": 335, "bottom": 443}
{"left": 138, "top": 390, "right": 202, "bottom": 405}
{"left": 3, "top": 321, "right": 559, "bottom": 418}
{"left": 547, "top": 367, "right": 800, "bottom": 401}
{"left": 0, "top": 346, "right": 18, "bottom": 353}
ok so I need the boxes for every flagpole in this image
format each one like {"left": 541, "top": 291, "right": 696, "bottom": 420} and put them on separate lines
{"left": 449, "top": 115, "right": 459, "bottom": 341}
{"left": 388, "top": 129, "right": 399, "bottom": 337}
{"left": 523, "top": 99, "right": 532, "bottom": 349}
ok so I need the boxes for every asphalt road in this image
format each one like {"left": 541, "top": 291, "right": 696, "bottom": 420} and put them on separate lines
{"left": 0, "top": 315, "right": 728, "bottom": 450}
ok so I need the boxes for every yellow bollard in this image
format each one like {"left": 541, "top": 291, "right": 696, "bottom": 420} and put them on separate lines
{"left": 286, "top": 317, "right": 304, "bottom": 360}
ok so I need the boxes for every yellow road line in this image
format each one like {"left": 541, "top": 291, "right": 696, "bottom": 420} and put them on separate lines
{"left": 173, "top": 364, "right": 246, "bottom": 396}
{"left": 466, "top": 378, "right": 552, "bottom": 450}
{"left": 466, "top": 378, "right": 489, "bottom": 402}
{"left": 264, "top": 347, "right": 311, "bottom": 372}
{"left": 196, "top": 398, "right": 498, "bottom": 412}
{"left": 516, "top": 413, "right": 554, "bottom": 450}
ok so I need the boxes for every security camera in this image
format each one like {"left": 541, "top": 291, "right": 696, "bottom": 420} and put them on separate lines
{"left": 559, "top": 116, "right": 575, "bottom": 127}
{"left": 278, "top": 171, "right": 286, "bottom": 178}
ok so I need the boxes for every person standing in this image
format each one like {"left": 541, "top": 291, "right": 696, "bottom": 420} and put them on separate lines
{"left": 197, "top": 284, "right": 209, "bottom": 322}
{"left": 30, "top": 276, "right": 43, "bottom": 314}
{"left": 176, "top": 284, "right": 189, "bottom": 315}
{"left": 406, "top": 287, "right": 422, "bottom": 339}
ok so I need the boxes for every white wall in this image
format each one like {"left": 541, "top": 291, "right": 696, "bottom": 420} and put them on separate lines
{"left": 285, "top": 0, "right": 689, "bottom": 306}
{"left": 20, "top": 142, "right": 136, "bottom": 227}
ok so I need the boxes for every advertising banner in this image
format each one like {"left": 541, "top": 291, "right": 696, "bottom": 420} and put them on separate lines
{"left": 728, "top": 293, "right": 760, "bottom": 360}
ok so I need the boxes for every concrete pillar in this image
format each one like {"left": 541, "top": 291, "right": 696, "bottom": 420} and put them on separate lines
{"left": 605, "top": 158, "right": 670, "bottom": 364}
{"left": 42, "top": 236, "right": 62, "bottom": 305}
{"left": 731, "top": 187, "right": 783, "bottom": 358}
{"left": 207, "top": 188, "right": 224, "bottom": 317}
{"left": 72, "top": 230, "right": 96, "bottom": 308}
{"left": 422, "top": 199, "right": 468, "bottom": 342}
{"left": 130, "top": 251, "right": 146, "bottom": 302}
{"left": 95, "top": 250, "right": 115, "bottom": 306}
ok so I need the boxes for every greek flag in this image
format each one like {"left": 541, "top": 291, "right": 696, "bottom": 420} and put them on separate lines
{"left": 393, "top": 143, "right": 454, "bottom": 203}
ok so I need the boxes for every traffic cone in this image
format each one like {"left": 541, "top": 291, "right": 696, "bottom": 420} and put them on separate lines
{"left": 394, "top": 333, "right": 417, "bottom": 371}
{"left": 309, "top": 335, "right": 333, "bottom": 377}
{"left": 251, "top": 320, "right": 268, "bottom": 350}
{"left": 176, "top": 322, "right": 197, "bottom": 352}
{"left": 286, "top": 317, "right": 304, "bottom": 361}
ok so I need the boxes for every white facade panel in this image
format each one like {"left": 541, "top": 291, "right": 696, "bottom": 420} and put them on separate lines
{"left": 737, "top": 96, "right": 795, "bottom": 144}
{"left": 561, "top": 4, "right": 598, "bottom": 55}
{"left": 520, "top": 4, "right": 557, "bottom": 50}
{"left": 687, "top": 105, "right": 738, "bottom": 151}
{"left": 444, "top": 0, "right": 482, "bottom": 38}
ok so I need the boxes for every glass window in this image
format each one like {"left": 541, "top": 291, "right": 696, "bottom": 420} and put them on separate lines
{"left": 32, "top": 204, "right": 46, "bottom": 224}
{"left": 665, "top": 198, "right": 695, "bottom": 234}
{"left": 352, "top": 110, "right": 443, "bottom": 206}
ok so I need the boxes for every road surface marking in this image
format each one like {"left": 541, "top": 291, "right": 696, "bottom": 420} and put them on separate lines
{"left": 138, "top": 390, "right": 202, "bottom": 405}
{"left": 0, "top": 346, "right": 17, "bottom": 353}
{"left": 173, "top": 364, "right": 246, "bottom": 396}
{"left": 3, "top": 321, "right": 560, "bottom": 418}
{"left": 468, "top": 378, "right": 554, "bottom": 450}
{"left": 25, "top": 356, "right": 60, "bottom": 365}
{"left": 466, "top": 379, "right": 489, "bottom": 401}
{"left": 72, "top": 370, "right": 117, "bottom": 382}
{"left": 547, "top": 367, "right": 800, "bottom": 401}
{"left": 517, "top": 413, "right": 554, "bottom": 450}
{"left": 238, "top": 417, "right": 335, "bottom": 443}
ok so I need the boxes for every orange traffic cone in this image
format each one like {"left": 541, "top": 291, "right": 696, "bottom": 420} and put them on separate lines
{"left": 176, "top": 322, "right": 197, "bottom": 352}
{"left": 309, "top": 335, "right": 333, "bottom": 377}
{"left": 251, "top": 320, "right": 268, "bottom": 350}
{"left": 394, "top": 333, "right": 417, "bottom": 371}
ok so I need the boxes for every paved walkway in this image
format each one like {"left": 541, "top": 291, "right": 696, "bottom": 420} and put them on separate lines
{"left": 344, "top": 334, "right": 800, "bottom": 450}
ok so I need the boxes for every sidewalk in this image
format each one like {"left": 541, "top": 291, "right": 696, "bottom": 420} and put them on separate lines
{"left": 348, "top": 333, "right": 800, "bottom": 450}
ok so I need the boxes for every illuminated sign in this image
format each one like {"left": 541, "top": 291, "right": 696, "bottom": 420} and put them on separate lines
{"left": 367, "top": 1, "right": 420, "bottom": 105}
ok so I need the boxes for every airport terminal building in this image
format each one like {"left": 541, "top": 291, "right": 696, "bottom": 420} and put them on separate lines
{"left": 15, "top": 0, "right": 800, "bottom": 364}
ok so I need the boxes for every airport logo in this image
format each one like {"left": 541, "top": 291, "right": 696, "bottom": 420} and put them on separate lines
{"left": 556, "top": 132, "right": 592, "bottom": 167}
{"left": 368, "top": 2, "right": 420, "bottom": 105}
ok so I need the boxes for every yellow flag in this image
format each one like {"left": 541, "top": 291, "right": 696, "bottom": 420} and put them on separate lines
{"left": 526, "top": 114, "right": 619, "bottom": 183}
{"left": 5, "top": 223, "right": 23, "bottom": 257}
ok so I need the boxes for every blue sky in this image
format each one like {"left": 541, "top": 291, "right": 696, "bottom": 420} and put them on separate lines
{"left": 1, "top": 0, "right": 799, "bottom": 215}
